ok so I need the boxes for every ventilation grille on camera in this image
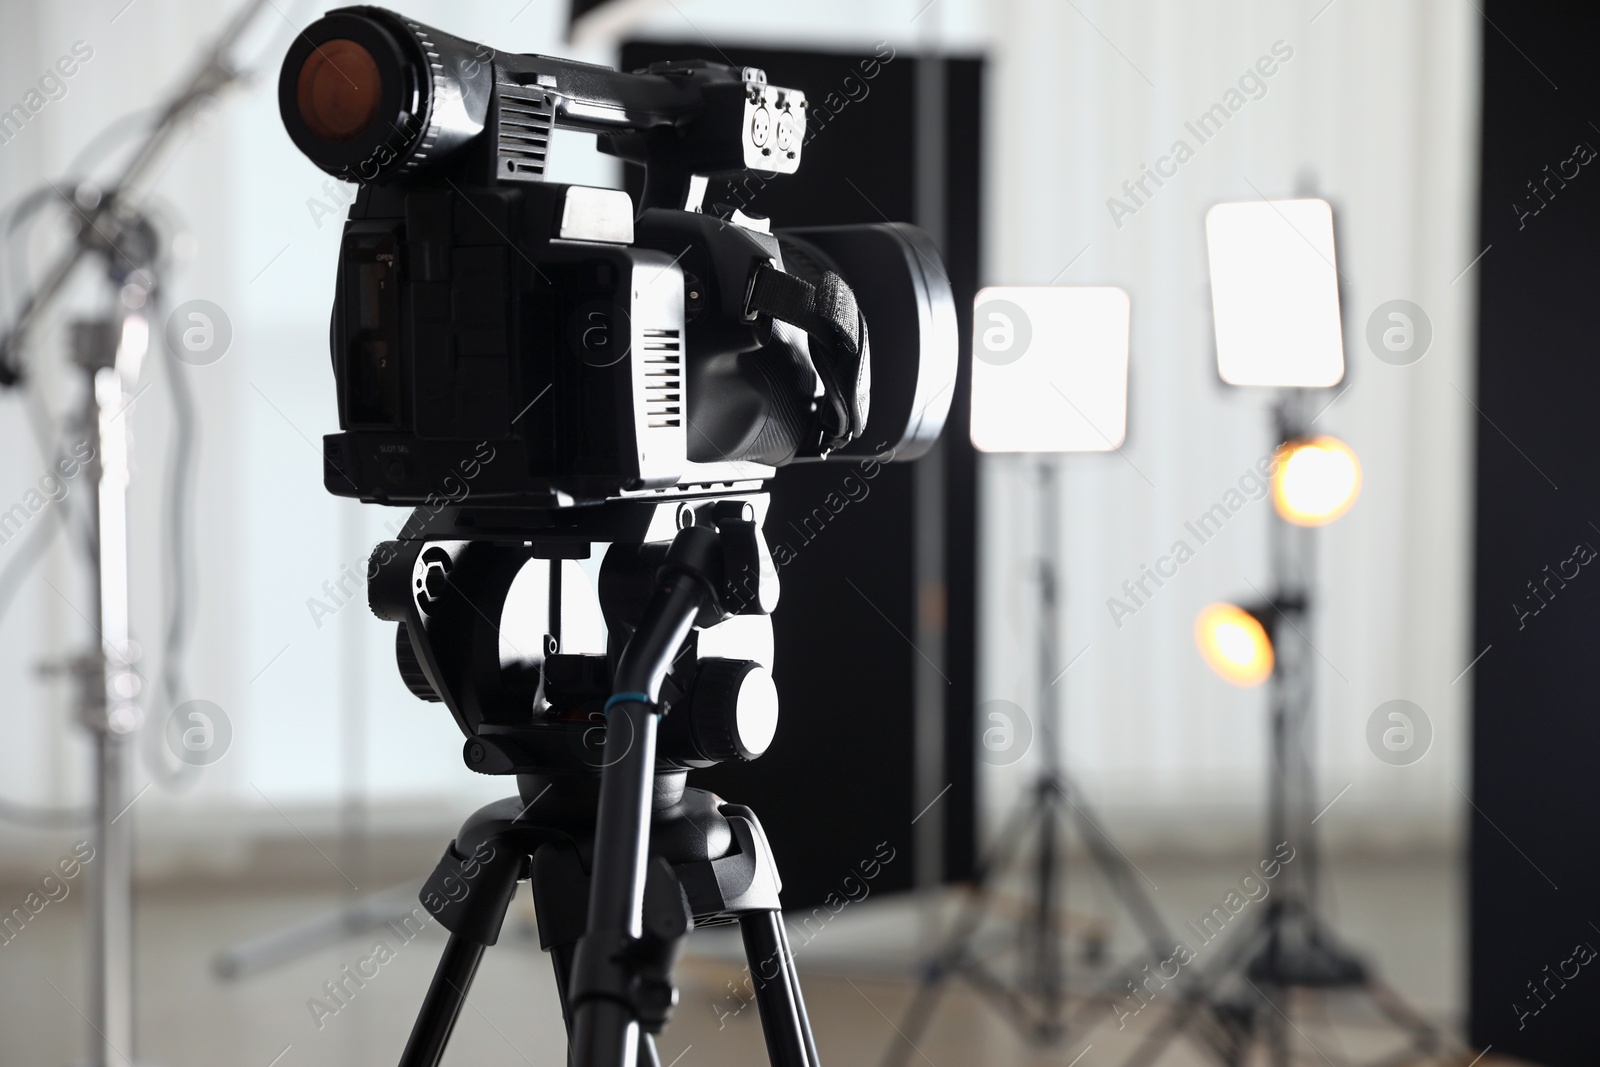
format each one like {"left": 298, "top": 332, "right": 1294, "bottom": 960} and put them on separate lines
{"left": 496, "top": 86, "right": 553, "bottom": 181}
{"left": 643, "top": 328, "right": 682, "bottom": 428}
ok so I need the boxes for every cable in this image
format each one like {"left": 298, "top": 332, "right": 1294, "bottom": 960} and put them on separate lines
{"left": 140, "top": 287, "right": 202, "bottom": 791}
{"left": 0, "top": 25, "right": 270, "bottom": 806}
{"left": 0, "top": 796, "right": 89, "bottom": 829}
{"left": 1, "top": 184, "right": 61, "bottom": 327}
{"left": 66, "top": 107, "right": 158, "bottom": 180}
{"left": 1, "top": 105, "right": 160, "bottom": 325}
{"left": 0, "top": 500, "right": 61, "bottom": 639}
{"left": 158, "top": 287, "right": 197, "bottom": 712}
{"left": 0, "top": 335, "right": 107, "bottom": 827}
{"left": 0, "top": 483, "right": 91, "bottom": 827}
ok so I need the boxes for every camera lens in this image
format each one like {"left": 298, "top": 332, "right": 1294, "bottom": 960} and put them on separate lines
{"left": 295, "top": 39, "right": 383, "bottom": 143}
{"left": 280, "top": 11, "right": 494, "bottom": 183}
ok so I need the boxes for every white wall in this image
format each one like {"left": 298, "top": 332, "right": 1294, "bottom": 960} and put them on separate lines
{"left": 977, "top": 0, "right": 1481, "bottom": 854}
{"left": 0, "top": 0, "right": 625, "bottom": 868}
{"left": 0, "top": 0, "right": 1480, "bottom": 870}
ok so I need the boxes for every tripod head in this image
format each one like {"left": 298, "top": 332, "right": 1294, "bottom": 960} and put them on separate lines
{"left": 367, "top": 495, "right": 781, "bottom": 778}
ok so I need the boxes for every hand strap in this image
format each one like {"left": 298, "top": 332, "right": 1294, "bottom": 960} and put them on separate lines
{"left": 744, "top": 262, "right": 870, "bottom": 453}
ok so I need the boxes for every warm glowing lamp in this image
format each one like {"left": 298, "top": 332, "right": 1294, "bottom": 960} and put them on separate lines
{"left": 1273, "top": 435, "right": 1361, "bottom": 527}
{"left": 1195, "top": 602, "right": 1274, "bottom": 687}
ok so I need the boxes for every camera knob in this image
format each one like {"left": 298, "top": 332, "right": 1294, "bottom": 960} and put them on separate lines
{"left": 689, "top": 659, "right": 778, "bottom": 762}
{"left": 394, "top": 624, "right": 442, "bottom": 702}
{"left": 368, "top": 540, "right": 412, "bottom": 621}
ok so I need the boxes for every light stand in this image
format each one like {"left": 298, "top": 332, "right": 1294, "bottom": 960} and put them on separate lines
{"left": 0, "top": 4, "right": 270, "bottom": 1062}
{"left": 66, "top": 291, "right": 150, "bottom": 1067}
{"left": 1119, "top": 389, "right": 1451, "bottom": 1067}
{"left": 885, "top": 456, "right": 1193, "bottom": 1063}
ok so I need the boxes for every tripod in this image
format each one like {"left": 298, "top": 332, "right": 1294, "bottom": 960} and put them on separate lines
{"left": 886, "top": 460, "right": 1192, "bottom": 1062}
{"left": 1120, "top": 391, "right": 1451, "bottom": 1067}
{"left": 400, "top": 774, "right": 813, "bottom": 1066}
{"left": 368, "top": 495, "right": 817, "bottom": 1066}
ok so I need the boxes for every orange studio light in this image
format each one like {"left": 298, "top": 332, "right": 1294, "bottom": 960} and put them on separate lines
{"left": 1273, "top": 435, "right": 1361, "bottom": 527}
{"left": 1195, "top": 602, "right": 1274, "bottom": 687}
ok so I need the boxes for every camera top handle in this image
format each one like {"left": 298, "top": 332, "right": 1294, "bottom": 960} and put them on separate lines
{"left": 280, "top": 6, "right": 808, "bottom": 211}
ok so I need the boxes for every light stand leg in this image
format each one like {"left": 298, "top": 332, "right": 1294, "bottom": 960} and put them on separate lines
{"left": 1033, "top": 787, "right": 1063, "bottom": 1042}
{"left": 1117, "top": 916, "right": 1269, "bottom": 1067}
{"left": 1060, "top": 774, "right": 1178, "bottom": 958}
{"left": 212, "top": 880, "right": 425, "bottom": 979}
{"left": 1362, "top": 979, "right": 1447, "bottom": 1057}
{"left": 1118, "top": 391, "right": 1465, "bottom": 1067}
{"left": 881, "top": 786, "right": 1045, "bottom": 1067}
{"left": 890, "top": 459, "right": 1194, "bottom": 1059}
{"left": 1265, "top": 983, "right": 1290, "bottom": 1067}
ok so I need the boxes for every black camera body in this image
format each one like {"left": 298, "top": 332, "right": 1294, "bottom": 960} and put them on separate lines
{"left": 282, "top": 6, "right": 955, "bottom": 508}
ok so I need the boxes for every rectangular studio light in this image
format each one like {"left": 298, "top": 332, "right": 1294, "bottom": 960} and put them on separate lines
{"left": 1205, "top": 198, "right": 1345, "bottom": 388}
{"left": 968, "top": 286, "right": 1130, "bottom": 454}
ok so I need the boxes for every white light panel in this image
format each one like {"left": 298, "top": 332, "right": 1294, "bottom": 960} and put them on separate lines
{"left": 1205, "top": 198, "right": 1345, "bottom": 388}
{"left": 969, "top": 286, "right": 1130, "bottom": 454}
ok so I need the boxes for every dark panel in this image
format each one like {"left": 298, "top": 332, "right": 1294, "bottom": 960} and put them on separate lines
{"left": 1471, "top": 5, "right": 1600, "bottom": 1063}
{"left": 619, "top": 40, "right": 982, "bottom": 907}
{"left": 567, "top": 0, "right": 613, "bottom": 31}
{"left": 940, "top": 57, "right": 981, "bottom": 888}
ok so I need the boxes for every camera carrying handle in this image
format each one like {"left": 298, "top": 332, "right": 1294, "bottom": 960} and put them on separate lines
{"left": 746, "top": 262, "right": 871, "bottom": 453}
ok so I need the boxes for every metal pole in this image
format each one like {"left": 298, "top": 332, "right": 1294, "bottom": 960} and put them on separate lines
{"left": 1036, "top": 461, "right": 1062, "bottom": 782}
{"left": 1270, "top": 390, "right": 1319, "bottom": 912}
{"left": 911, "top": 43, "right": 949, "bottom": 911}
{"left": 79, "top": 306, "right": 149, "bottom": 1067}
{"left": 1266, "top": 395, "right": 1290, "bottom": 907}
{"left": 1034, "top": 458, "right": 1063, "bottom": 1027}
{"left": 569, "top": 566, "right": 704, "bottom": 1067}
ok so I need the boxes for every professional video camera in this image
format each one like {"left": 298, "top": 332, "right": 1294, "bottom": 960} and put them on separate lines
{"left": 279, "top": 9, "right": 954, "bottom": 1066}
{"left": 281, "top": 6, "right": 952, "bottom": 506}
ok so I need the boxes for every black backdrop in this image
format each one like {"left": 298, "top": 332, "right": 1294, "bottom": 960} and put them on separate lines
{"left": 1470, "top": 5, "right": 1600, "bottom": 1063}
{"left": 618, "top": 41, "right": 983, "bottom": 909}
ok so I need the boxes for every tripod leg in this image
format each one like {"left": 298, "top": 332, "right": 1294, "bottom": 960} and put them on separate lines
{"left": 399, "top": 934, "right": 487, "bottom": 1067}
{"left": 397, "top": 809, "right": 529, "bottom": 1067}
{"left": 550, "top": 941, "right": 577, "bottom": 1030}
{"left": 740, "top": 910, "right": 820, "bottom": 1067}
{"left": 774, "top": 916, "right": 821, "bottom": 1066}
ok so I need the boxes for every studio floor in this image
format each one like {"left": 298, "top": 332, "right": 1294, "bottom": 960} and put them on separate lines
{"left": 0, "top": 846, "right": 1529, "bottom": 1067}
